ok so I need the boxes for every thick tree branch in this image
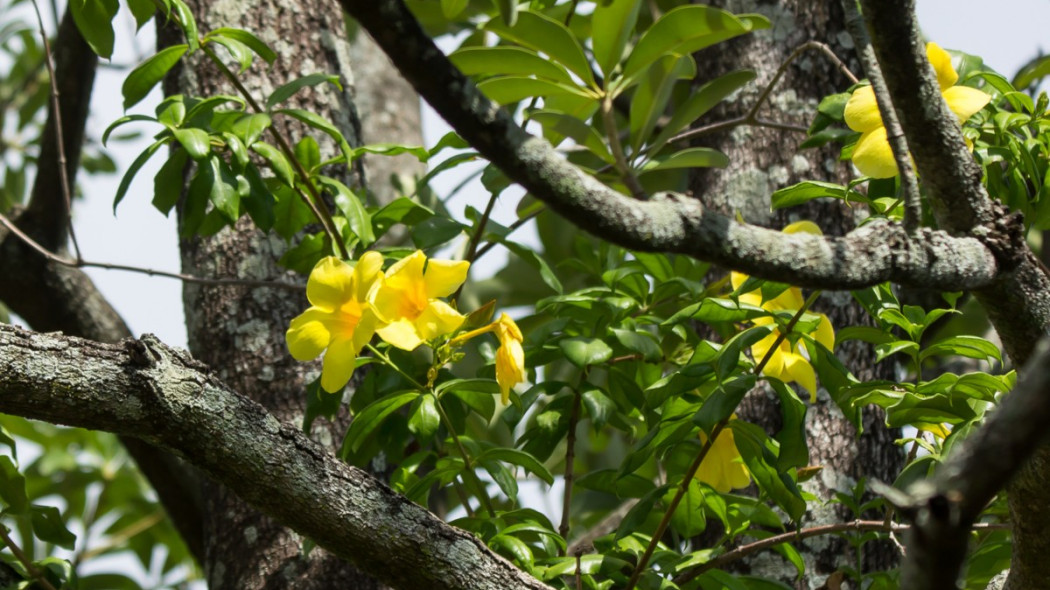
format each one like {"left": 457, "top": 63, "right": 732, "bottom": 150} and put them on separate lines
{"left": 340, "top": 0, "right": 1003, "bottom": 293}
{"left": 0, "top": 324, "right": 551, "bottom": 590}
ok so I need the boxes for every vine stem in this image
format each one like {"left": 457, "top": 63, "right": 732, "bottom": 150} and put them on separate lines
{"left": 0, "top": 525, "right": 58, "bottom": 590}
{"left": 601, "top": 95, "right": 647, "bottom": 199}
{"left": 200, "top": 46, "right": 350, "bottom": 260}
{"left": 0, "top": 211, "right": 305, "bottom": 289}
{"left": 29, "top": 0, "right": 81, "bottom": 262}
{"left": 558, "top": 386, "right": 584, "bottom": 546}
{"left": 433, "top": 398, "right": 496, "bottom": 518}
{"left": 624, "top": 290, "right": 822, "bottom": 590}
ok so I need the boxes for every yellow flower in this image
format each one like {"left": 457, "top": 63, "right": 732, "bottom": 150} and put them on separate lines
{"left": 493, "top": 313, "right": 526, "bottom": 404}
{"left": 450, "top": 312, "right": 527, "bottom": 404}
{"left": 844, "top": 42, "right": 991, "bottom": 178}
{"left": 371, "top": 250, "right": 470, "bottom": 351}
{"left": 695, "top": 425, "right": 750, "bottom": 494}
{"left": 732, "top": 221, "right": 834, "bottom": 402}
{"left": 286, "top": 253, "right": 385, "bottom": 393}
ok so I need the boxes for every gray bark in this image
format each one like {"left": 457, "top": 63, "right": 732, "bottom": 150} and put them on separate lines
{"left": 0, "top": 324, "right": 552, "bottom": 590}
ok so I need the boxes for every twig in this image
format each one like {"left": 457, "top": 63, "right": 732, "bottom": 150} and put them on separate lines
{"left": 30, "top": 0, "right": 81, "bottom": 262}
{"left": 601, "top": 95, "right": 647, "bottom": 199}
{"left": 672, "top": 520, "right": 1007, "bottom": 585}
{"left": 0, "top": 525, "right": 58, "bottom": 590}
{"left": 472, "top": 205, "right": 544, "bottom": 262}
{"left": 841, "top": 0, "right": 922, "bottom": 233}
{"left": 452, "top": 188, "right": 499, "bottom": 301}
{"left": 558, "top": 386, "right": 583, "bottom": 546}
{"left": 0, "top": 212, "right": 305, "bottom": 290}
{"left": 434, "top": 398, "right": 496, "bottom": 518}
{"left": 624, "top": 290, "right": 822, "bottom": 590}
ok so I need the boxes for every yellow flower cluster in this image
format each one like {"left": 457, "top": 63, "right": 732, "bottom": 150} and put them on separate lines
{"left": 844, "top": 42, "right": 990, "bottom": 178}
{"left": 731, "top": 221, "right": 834, "bottom": 402}
{"left": 285, "top": 250, "right": 527, "bottom": 400}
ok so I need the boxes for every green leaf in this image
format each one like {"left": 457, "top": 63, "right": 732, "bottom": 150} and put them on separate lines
{"left": 172, "top": 127, "right": 212, "bottom": 160}
{"left": 114, "top": 139, "right": 166, "bottom": 212}
{"left": 630, "top": 54, "right": 695, "bottom": 153}
{"left": 206, "top": 27, "right": 277, "bottom": 65}
{"left": 648, "top": 70, "right": 757, "bottom": 153}
{"left": 611, "top": 328, "right": 662, "bottom": 362}
{"left": 620, "top": 6, "right": 768, "bottom": 89}
{"left": 693, "top": 374, "right": 758, "bottom": 433}
{"left": 638, "top": 147, "right": 728, "bottom": 173}
{"left": 122, "top": 45, "right": 188, "bottom": 110}
{"left": 492, "top": 0, "right": 517, "bottom": 26}
{"left": 490, "top": 534, "right": 532, "bottom": 566}
{"left": 771, "top": 181, "right": 863, "bottom": 210}
{"left": 69, "top": 0, "right": 119, "bottom": 58}
{"left": 664, "top": 297, "right": 766, "bottom": 325}
{"left": 275, "top": 108, "right": 353, "bottom": 162}
{"left": 252, "top": 141, "right": 296, "bottom": 186}
{"left": 207, "top": 35, "right": 254, "bottom": 73}
{"left": 669, "top": 478, "right": 706, "bottom": 538}
{"left": 279, "top": 231, "right": 326, "bottom": 273}
{"left": 615, "top": 484, "right": 668, "bottom": 540}
{"left": 102, "top": 114, "right": 158, "bottom": 146}
{"left": 477, "top": 448, "right": 554, "bottom": 485}
{"left": 592, "top": 0, "right": 641, "bottom": 79}
{"left": 240, "top": 164, "right": 276, "bottom": 231}
{"left": 441, "top": 0, "right": 468, "bottom": 19}
{"left": 477, "top": 77, "right": 592, "bottom": 105}
{"left": 317, "top": 176, "right": 375, "bottom": 245}
{"left": 769, "top": 380, "right": 808, "bottom": 470}
{"left": 202, "top": 155, "right": 240, "bottom": 222}
{"left": 0, "top": 455, "right": 27, "bottom": 514}
{"left": 168, "top": 0, "right": 200, "bottom": 51}
{"left": 481, "top": 459, "right": 518, "bottom": 501}
{"left": 371, "top": 197, "right": 435, "bottom": 237}
{"left": 1013, "top": 54, "right": 1050, "bottom": 89}
{"left": 341, "top": 392, "right": 420, "bottom": 457}
{"left": 450, "top": 46, "right": 574, "bottom": 84}
{"left": 152, "top": 147, "right": 188, "bottom": 215}
{"left": 295, "top": 136, "right": 321, "bottom": 171}
{"left": 731, "top": 421, "right": 805, "bottom": 521}
{"left": 485, "top": 11, "right": 595, "bottom": 87}
{"left": 581, "top": 388, "right": 618, "bottom": 430}
{"left": 303, "top": 376, "right": 341, "bottom": 434}
{"left": 920, "top": 335, "right": 1002, "bottom": 364}
{"left": 560, "top": 337, "right": 613, "bottom": 368}
{"left": 30, "top": 505, "right": 76, "bottom": 549}
{"left": 502, "top": 240, "right": 563, "bottom": 293}
{"left": 126, "top": 0, "right": 156, "bottom": 29}
{"left": 266, "top": 74, "right": 343, "bottom": 110}
{"left": 233, "top": 113, "right": 272, "bottom": 147}
{"left": 409, "top": 395, "right": 441, "bottom": 439}
{"left": 528, "top": 110, "right": 612, "bottom": 162}
{"left": 411, "top": 216, "right": 467, "bottom": 249}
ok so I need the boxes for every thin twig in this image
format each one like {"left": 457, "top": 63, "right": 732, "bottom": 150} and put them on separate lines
{"left": 601, "top": 95, "right": 647, "bottom": 199}
{"left": 841, "top": 0, "right": 922, "bottom": 233}
{"left": 625, "top": 290, "right": 822, "bottom": 590}
{"left": 434, "top": 399, "right": 496, "bottom": 518}
{"left": 558, "top": 386, "right": 584, "bottom": 547}
{"left": 0, "top": 525, "right": 58, "bottom": 590}
{"left": 452, "top": 188, "right": 499, "bottom": 301}
{"left": 0, "top": 212, "right": 305, "bottom": 290}
{"left": 472, "top": 206, "right": 544, "bottom": 262}
{"left": 30, "top": 0, "right": 81, "bottom": 262}
{"left": 672, "top": 520, "right": 1007, "bottom": 585}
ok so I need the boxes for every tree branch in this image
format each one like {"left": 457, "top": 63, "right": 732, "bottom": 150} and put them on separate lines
{"left": 340, "top": 0, "right": 1001, "bottom": 293}
{"left": 0, "top": 324, "right": 552, "bottom": 590}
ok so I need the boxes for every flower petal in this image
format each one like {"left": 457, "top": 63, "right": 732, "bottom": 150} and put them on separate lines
{"left": 852, "top": 126, "right": 899, "bottom": 178}
{"left": 496, "top": 338, "right": 526, "bottom": 404}
{"left": 424, "top": 258, "right": 470, "bottom": 298}
{"left": 783, "top": 221, "right": 822, "bottom": 236}
{"left": 844, "top": 85, "right": 882, "bottom": 133}
{"left": 307, "top": 257, "right": 355, "bottom": 311}
{"left": 927, "top": 42, "right": 957, "bottom": 90}
{"left": 320, "top": 336, "right": 358, "bottom": 393}
{"left": 782, "top": 352, "right": 818, "bottom": 402}
{"left": 814, "top": 314, "right": 835, "bottom": 350}
{"left": 943, "top": 85, "right": 991, "bottom": 124}
{"left": 353, "top": 251, "right": 385, "bottom": 301}
{"left": 286, "top": 308, "right": 332, "bottom": 361}
{"left": 414, "top": 300, "right": 465, "bottom": 341}
{"left": 384, "top": 250, "right": 426, "bottom": 291}
{"left": 376, "top": 318, "right": 424, "bottom": 351}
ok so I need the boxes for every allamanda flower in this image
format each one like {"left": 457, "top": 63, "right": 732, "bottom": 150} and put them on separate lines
{"left": 732, "top": 221, "right": 834, "bottom": 402}
{"left": 451, "top": 312, "right": 527, "bottom": 404}
{"left": 844, "top": 42, "right": 990, "bottom": 178}
{"left": 695, "top": 423, "right": 750, "bottom": 494}
{"left": 286, "top": 252, "right": 385, "bottom": 393}
{"left": 372, "top": 250, "right": 470, "bottom": 351}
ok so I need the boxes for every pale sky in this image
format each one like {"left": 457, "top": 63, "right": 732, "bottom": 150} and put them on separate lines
{"left": 60, "top": 1, "right": 1050, "bottom": 349}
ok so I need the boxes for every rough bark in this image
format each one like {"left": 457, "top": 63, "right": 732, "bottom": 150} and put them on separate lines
{"left": 688, "top": 1, "right": 902, "bottom": 583}
{"left": 160, "top": 0, "right": 378, "bottom": 586}
{"left": 0, "top": 324, "right": 553, "bottom": 590}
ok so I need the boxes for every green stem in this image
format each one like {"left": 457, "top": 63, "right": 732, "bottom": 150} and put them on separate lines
{"left": 434, "top": 399, "right": 495, "bottom": 518}
{"left": 365, "top": 343, "right": 425, "bottom": 389}
{"left": 0, "top": 525, "right": 58, "bottom": 590}
{"left": 600, "top": 95, "right": 646, "bottom": 199}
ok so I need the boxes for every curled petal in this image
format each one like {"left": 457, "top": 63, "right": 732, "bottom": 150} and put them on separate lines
{"left": 320, "top": 336, "right": 358, "bottom": 393}
{"left": 424, "top": 259, "right": 470, "bottom": 298}
{"left": 353, "top": 251, "right": 386, "bottom": 301}
{"left": 496, "top": 338, "right": 526, "bottom": 404}
{"left": 814, "top": 314, "right": 835, "bottom": 351}
{"left": 696, "top": 428, "right": 750, "bottom": 493}
{"left": 495, "top": 313, "right": 523, "bottom": 343}
{"left": 286, "top": 308, "right": 333, "bottom": 361}
{"left": 376, "top": 319, "right": 424, "bottom": 351}
{"left": 943, "top": 85, "right": 991, "bottom": 124}
{"left": 852, "top": 126, "right": 899, "bottom": 179}
{"left": 307, "top": 257, "right": 356, "bottom": 311}
{"left": 414, "top": 300, "right": 465, "bottom": 341}
{"left": 782, "top": 352, "right": 818, "bottom": 402}
{"left": 926, "top": 42, "right": 958, "bottom": 90}
{"left": 844, "top": 85, "right": 882, "bottom": 133}
{"left": 383, "top": 250, "right": 427, "bottom": 291}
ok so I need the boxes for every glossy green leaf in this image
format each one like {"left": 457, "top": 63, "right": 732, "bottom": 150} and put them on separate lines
{"left": 207, "top": 35, "right": 253, "bottom": 73}
{"left": 411, "top": 216, "right": 467, "bottom": 249}
{"left": 771, "top": 180, "right": 863, "bottom": 210}
{"left": 611, "top": 328, "right": 662, "bottom": 361}
{"left": 341, "top": 392, "right": 420, "bottom": 456}
{"left": 30, "top": 504, "right": 76, "bottom": 549}
{"left": 0, "top": 455, "right": 27, "bottom": 514}
{"left": 371, "top": 197, "right": 435, "bottom": 237}
{"left": 639, "top": 147, "right": 729, "bottom": 173}
{"left": 693, "top": 374, "right": 757, "bottom": 433}
{"left": 478, "top": 447, "right": 554, "bottom": 485}
{"left": 477, "top": 77, "right": 591, "bottom": 105}
{"left": 630, "top": 54, "right": 695, "bottom": 153}
{"left": 486, "top": 11, "right": 595, "bottom": 86}
{"left": 317, "top": 176, "right": 375, "bottom": 246}
{"left": 408, "top": 394, "right": 440, "bottom": 439}
{"left": 102, "top": 114, "right": 157, "bottom": 146}
{"left": 69, "top": 0, "right": 119, "bottom": 58}
{"left": 731, "top": 421, "right": 805, "bottom": 520}
{"left": 920, "top": 335, "right": 1002, "bottom": 363}
{"left": 207, "top": 27, "right": 277, "bottom": 65}
{"left": 275, "top": 108, "right": 353, "bottom": 162}
{"left": 172, "top": 127, "right": 211, "bottom": 160}
{"left": 669, "top": 478, "right": 706, "bottom": 538}
{"left": 233, "top": 113, "right": 272, "bottom": 147}
{"left": 302, "top": 376, "right": 341, "bottom": 434}
{"left": 168, "top": 0, "right": 200, "bottom": 51}
{"left": 122, "top": 44, "right": 188, "bottom": 110}
{"left": 152, "top": 146, "right": 188, "bottom": 215}
{"left": 240, "top": 163, "right": 276, "bottom": 231}
{"left": 126, "top": 0, "right": 156, "bottom": 29}
{"left": 252, "top": 141, "right": 296, "bottom": 186}
{"left": 592, "top": 0, "right": 641, "bottom": 79}
{"left": 266, "top": 73, "right": 342, "bottom": 110}
{"left": 560, "top": 337, "right": 613, "bottom": 368}
{"left": 664, "top": 297, "right": 767, "bottom": 325}
{"left": 441, "top": 0, "right": 468, "bottom": 19}
{"left": 769, "top": 380, "right": 808, "bottom": 470}
{"left": 621, "top": 6, "right": 768, "bottom": 88}
{"left": 502, "top": 239, "right": 563, "bottom": 293}
{"left": 114, "top": 139, "right": 166, "bottom": 212}
{"left": 451, "top": 46, "right": 574, "bottom": 85}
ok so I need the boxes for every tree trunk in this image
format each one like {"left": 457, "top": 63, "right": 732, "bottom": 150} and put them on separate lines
{"left": 688, "top": 1, "right": 904, "bottom": 583}
{"left": 160, "top": 0, "right": 397, "bottom": 586}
